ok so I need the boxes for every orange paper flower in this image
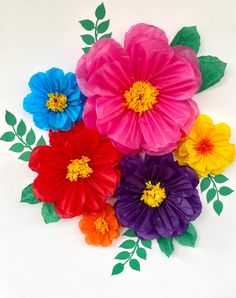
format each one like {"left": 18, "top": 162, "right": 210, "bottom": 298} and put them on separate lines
{"left": 79, "top": 204, "right": 120, "bottom": 247}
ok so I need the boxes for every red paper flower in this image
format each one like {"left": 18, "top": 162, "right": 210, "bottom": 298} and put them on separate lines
{"left": 29, "top": 122, "right": 122, "bottom": 218}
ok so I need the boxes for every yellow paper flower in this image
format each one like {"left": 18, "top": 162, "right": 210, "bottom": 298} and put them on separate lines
{"left": 175, "top": 114, "right": 235, "bottom": 177}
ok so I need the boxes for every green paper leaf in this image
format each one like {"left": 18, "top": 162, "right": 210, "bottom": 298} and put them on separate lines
{"left": 111, "top": 263, "right": 124, "bottom": 275}
{"left": 26, "top": 128, "right": 36, "bottom": 146}
{"left": 213, "top": 200, "right": 223, "bottom": 215}
{"left": 198, "top": 56, "right": 227, "bottom": 93}
{"left": 18, "top": 151, "right": 31, "bottom": 161}
{"left": 136, "top": 247, "right": 147, "bottom": 260}
{"left": 119, "top": 240, "right": 136, "bottom": 249}
{"left": 21, "top": 184, "right": 40, "bottom": 204}
{"left": 81, "top": 34, "right": 95, "bottom": 45}
{"left": 41, "top": 203, "right": 60, "bottom": 224}
{"left": 82, "top": 47, "right": 91, "bottom": 54}
{"left": 200, "top": 177, "right": 211, "bottom": 192}
{"left": 129, "top": 259, "right": 140, "bottom": 271}
{"left": 9, "top": 143, "right": 24, "bottom": 153}
{"left": 95, "top": 2, "right": 106, "bottom": 20}
{"left": 0, "top": 131, "right": 15, "bottom": 142}
{"left": 5, "top": 110, "right": 17, "bottom": 126}
{"left": 97, "top": 20, "right": 110, "bottom": 33}
{"left": 157, "top": 237, "right": 174, "bottom": 257}
{"left": 170, "top": 25, "right": 200, "bottom": 53}
{"left": 79, "top": 19, "right": 94, "bottom": 31}
{"left": 206, "top": 188, "right": 217, "bottom": 203}
{"left": 141, "top": 240, "right": 152, "bottom": 249}
{"left": 214, "top": 174, "right": 228, "bottom": 183}
{"left": 175, "top": 223, "right": 197, "bottom": 247}
{"left": 219, "top": 186, "right": 234, "bottom": 196}
{"left": 122, "top": 228, "right": 136, "bottom": 237}
{"left": 99, "top": 32, "right": 112, "bottom": 40}
{"left": 17, "top": 120, "right": 26, "bottom": 136}
{"left": 36, "top": 135, "right": 46, "bottom": 146}
{"left": 115, "top": 251, "right": 130, "bottom": 260}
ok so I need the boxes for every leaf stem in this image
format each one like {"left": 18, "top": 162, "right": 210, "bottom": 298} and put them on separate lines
{"left": 12, "top": 126, "right": 32, "bottom": 151}
{"left": 123, "top": 239, "right": 140, "bottom": 266}
{"left": 208, "top": 174, "right": 220, "bottom": 201}
{"left": 94, "top": 19, "right": 99, "bottom": 41}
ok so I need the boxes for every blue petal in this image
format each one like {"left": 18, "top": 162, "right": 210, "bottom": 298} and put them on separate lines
{"left": 23, "top": 93, "right": 48, "bottom": 114}
{"left": 46, "top": 68, "right": 65, "bottom": 93}
{"left": 48, "top": 112, "right": 68, "bottom": 130}
{"left": 29, "top": 72, "right": 52, "bottom": 95}
{"left": 60, "top": 118, "right": 73, "bottom": 131}
{"left": 65, "top": 105, "right": 81, "bottom": 122}
{"left": 33, "top": 113, "right": 50, "bottom": 130}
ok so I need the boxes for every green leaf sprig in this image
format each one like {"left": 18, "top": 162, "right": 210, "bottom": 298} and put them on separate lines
{"left": 0, "top": 110, "right": 46, "bottom": 161}
{"left": 112, "top": 229, "right": 152, "bottom": 276}
{"left": 200, "top": 174, "right": 234, "bottom": 215}
{"left": 79, "top": 2, "right": 112, "bottom": 53}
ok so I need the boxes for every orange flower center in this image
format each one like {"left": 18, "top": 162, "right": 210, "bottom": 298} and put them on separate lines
{"left": 123, "top": 81, "right": 159, "bottom": 114}
{"left": 46, "top": 92, "right": 68, "bottom": 112}
{"left": 195, "top": 138, "right": 214, "bottom": 155}
{"left": 94, "top": 217, "right": 109, "bottom": 234}
{"left": 66, "top": 156, "right": 93, "bottom": 181}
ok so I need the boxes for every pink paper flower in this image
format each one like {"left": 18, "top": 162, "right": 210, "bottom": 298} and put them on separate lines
{"left": 76, "top": 23, "right": 202, "bottom": 155}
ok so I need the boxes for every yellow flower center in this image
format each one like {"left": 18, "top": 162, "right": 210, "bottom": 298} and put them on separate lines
{"left": 140, "top": 181, "right": 166, "bottom": 208}
{"left": 124, "top": 81, "right": 159, "bottom": 114}
{"left": 195, "top": 138, "right": 214, "bottom": 155}
{"left": 66, "top": 156, "right": 93, "bottom": 181}
{"left": 94, "top": 217, "right": 109, "bottom": 234}
{"left": 46, "top": 92, "right": 68, "bottom": 112}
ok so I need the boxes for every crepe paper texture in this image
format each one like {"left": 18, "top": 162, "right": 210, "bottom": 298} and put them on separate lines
{"left": 0, "top": 1, "right": 235, "bottom": 277}
{"left": 200, "top": 174, "right": 234, "bottom": 215}
{"left": 79, "top": 2, "right": 112, "bottom": 53}
{"left": 0, "top": 110, "right": 46, "bottom": 161}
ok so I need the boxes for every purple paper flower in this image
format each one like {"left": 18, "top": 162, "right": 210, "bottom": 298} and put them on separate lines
{"left": 114, "top": 154, "right": 202, "bottom": 240}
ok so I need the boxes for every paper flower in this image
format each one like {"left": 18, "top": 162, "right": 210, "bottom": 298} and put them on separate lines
{"left": 76, "top": 23, "right": 202, "bottom": 155}
{"left": 114, "top": 154, "right": 202, "bottom": 240}
{"left": 29, "top": 122, "right": 121, "bottom": 218}
{"left": 79, "top": 203, "right": 120, "bottom": 247}
{"left": 23, "top": 68, "right": 86, "bottom": 131}
{"left": 175, "top": 114, "right": 236, "bottom": 177}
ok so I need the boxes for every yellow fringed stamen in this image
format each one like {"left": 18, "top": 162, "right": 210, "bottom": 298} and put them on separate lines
{"left": 140, "top": 181, "right": 166, "bottom": 208}
{"left": 66, "top": 156, "right": 93, "bottom": 181}
{"left": 46, "top": 92, "right": 68, "bottom": 112}
{"left": 94, "top": 217, "right": 109, "bottom": 234}
{"left": 124, "top": 81, "right": 159, "bottom": 114}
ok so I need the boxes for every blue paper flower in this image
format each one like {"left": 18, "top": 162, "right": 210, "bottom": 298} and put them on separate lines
{"left": 23, "top": 68, "right": 86, "bottom": 131}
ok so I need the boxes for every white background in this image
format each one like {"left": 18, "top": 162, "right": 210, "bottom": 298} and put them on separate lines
{"left": 1, "top": 0, "right": 236, "bottom": 297}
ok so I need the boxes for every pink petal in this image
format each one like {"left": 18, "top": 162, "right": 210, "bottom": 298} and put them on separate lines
{"left": 172, "top": 45, "right": 202, "bottom": 89}
{"left": 83, "top": 96, "right": 98, "bottom": 129}
{"left": 96, "top": 95, "right": 124, "bottom": 122}
{"left": 153, "top": 53, "right": 200, "bottom": 100}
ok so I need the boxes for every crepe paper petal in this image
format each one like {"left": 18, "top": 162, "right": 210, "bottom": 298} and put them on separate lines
{"left": 175, "top": 223, "right": 197, "bottom": 247}
{"left": 21, "top": 184, "right": 40, "bottom": 204}
{"left": 41, "top": 202, "right": 61, "bottom": 224}
{"left": 29, "top": 122, "right": 122, "bottom": 218}
{"left": 112, "top": 228, "right": 151, "bottom": 275}
{"left": 157, "top": 237, "right": 174, "bottom": 257}
{"left": 23, "top": 68, "right": 86, "bottom": 131}
{"left": 79, "top": 2, "right": 111, "bottom": 52}
{"left": 197, "top": 56, "right": 227, "bottom": 93}
{"left": 0, "top": 110, "right": 47, "bottom": 161}
{"left": 170, "top": 26, "right": 200, "bottom": 53}
{"left": 77, "top": 23, "right": 201, "bottom": 155}
{"left": 115, "top": 154, "right": 202, "bottom": 240}
{"left": 200, "top": 174, "right": 234, "bottom": 216}
{"left": 79, "top": 203, "right": 120, "bottom": 247}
